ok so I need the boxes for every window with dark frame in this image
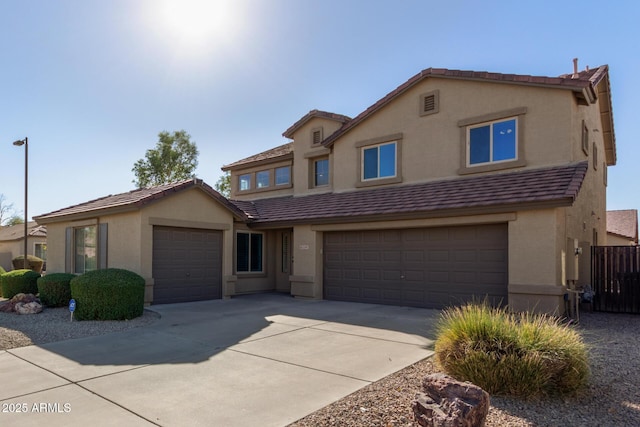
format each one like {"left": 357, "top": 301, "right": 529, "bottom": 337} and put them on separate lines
{"left": 236, "top": 231, "right": 263, "bottom": 273}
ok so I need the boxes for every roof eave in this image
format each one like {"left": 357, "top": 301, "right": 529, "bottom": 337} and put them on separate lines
{"left": 221, "top": 152, "right": 294, "bottom": 172}
{"left": 245, "top": 197, "right": 577, "bottom": 230}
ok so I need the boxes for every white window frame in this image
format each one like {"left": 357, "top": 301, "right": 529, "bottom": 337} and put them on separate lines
{"left": 466, "top": 117, "right": 518, "bottom": 167}
{"left": 361, "top": 141, "right": 397, "bottom": 181}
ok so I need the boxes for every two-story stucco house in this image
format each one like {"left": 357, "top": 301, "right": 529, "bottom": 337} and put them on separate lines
{"left": 35, "top": 63, "right": 616, "bottom": 314}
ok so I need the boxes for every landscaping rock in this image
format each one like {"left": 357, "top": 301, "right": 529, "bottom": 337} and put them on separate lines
{"left": 413, "top": 373, "right": 490, "bottom": 427}
{"left": 0, "top": 293, "right": 43, "bottom": 315}
{"left": 15, "top": 301, "right": 43, "bottom": 315}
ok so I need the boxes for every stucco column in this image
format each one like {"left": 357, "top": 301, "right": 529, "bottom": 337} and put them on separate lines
{"left": 289, "top": 225, "right": 322, "bottom": 299}
{"left": 508, "top": 209, "right": 567, "bottom": 314}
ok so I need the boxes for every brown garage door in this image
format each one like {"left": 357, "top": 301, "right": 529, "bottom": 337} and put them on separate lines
{"left": 152, "top": 226, "right": 222, "bottom": 304}
{"left": 323, "top": 224, "right": 508, "bottom": 309}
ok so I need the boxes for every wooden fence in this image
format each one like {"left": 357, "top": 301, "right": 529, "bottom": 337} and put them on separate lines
{"left": 591, "top": 246, "right": 640, "bottom": 313}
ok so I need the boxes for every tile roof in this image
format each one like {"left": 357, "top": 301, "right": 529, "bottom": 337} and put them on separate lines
{"left": 222, "top": 142, "right": 293, "bottom": 170}
{"left": 35, "top": 179, "right": 247, "bottom": 223}
{"left": 607, "top": 210, "right": 638, "bottom": 241}
{"left": 231, "top": 162, "right": 588, "bottom": 226}
{"left": 0, "top": 222, "right": 46, "bottom": 241}
{"left": 282, "top": 110, "right": 352, "bottom": 139}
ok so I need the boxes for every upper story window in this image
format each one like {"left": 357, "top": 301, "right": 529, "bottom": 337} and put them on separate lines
{"left": 275, "top": 166, "right": 290, "bottom": 186}
{"left": 468, "top": 118, "right": 517, "bottom": 166}
{"left": 239, "top": 174, "right": 251, "bottom": 191}
{"left": 458, "top": 107, "right": 527, "bottom": 175}
{"left": 314, "top": 158, "right": 329, "bottom": 187}
{"left": 256, "top": 170, "right": 270, "bottom": 188}
{"left": 363, "top": 142, "right": 397, "bottom": 180}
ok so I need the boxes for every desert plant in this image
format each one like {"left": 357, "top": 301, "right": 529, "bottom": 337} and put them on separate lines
{"left": 434, "top": 302, "right": 589, "bottom": 398}
{"left": 70, "top": 268, "right": 145, "bottom": 321}
{"left": 0, "top": 269, "right": 41, "bottom": 299}
{"left": 37, "top": 273, "right": 76, "bottom": 307}
{"left": 12, "top": 255, "right": 44, "bottom": 273}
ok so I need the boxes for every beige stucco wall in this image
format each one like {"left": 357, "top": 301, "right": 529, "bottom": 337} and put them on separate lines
{"left": 0, "top": 236, "right": 47, "bottom": 271}
{"left": 329, "top": 79, "right": 574, "bottom": 191}
{"left": 607, "top": 234, "right": 635, "bottom": 246}
{"left": 39, "top": 187, "right": 236, "bottom": 304}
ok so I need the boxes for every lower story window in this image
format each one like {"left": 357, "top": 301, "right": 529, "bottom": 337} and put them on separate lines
{"left": 34, "top": 243, "right": 47, "bottom": 261}
{"left": 236, "top": 231, "right": 263, "bottom": 273}
{"left": 75, "top": 226, "right": 97, "bottom": 274}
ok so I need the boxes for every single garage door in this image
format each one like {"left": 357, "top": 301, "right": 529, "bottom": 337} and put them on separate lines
{"left": 323, "top": 224, "right": 507, "bottom": 309}
{"left": 152, "top": 226, "right": 222, "bottom": 304}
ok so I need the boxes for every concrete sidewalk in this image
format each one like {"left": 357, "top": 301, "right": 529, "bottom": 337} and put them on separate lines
{"left": 0, "top": 294, "right": 437, "bottom": 426}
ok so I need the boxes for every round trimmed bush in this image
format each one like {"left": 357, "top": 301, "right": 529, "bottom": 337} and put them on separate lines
{"left": 70, "top": 268, "right": 145, "bottom": 321}
{"left": 434, "top": 302, "right": 590, "bottom": 398}
{"left": 0, "top": 269, "right": 41, "bottom": 299}
{"left": 37, "top": 273, "right": 76, "bottom": 307}
{"left": 12, "top": 255, "right": 44, "bottom": 273}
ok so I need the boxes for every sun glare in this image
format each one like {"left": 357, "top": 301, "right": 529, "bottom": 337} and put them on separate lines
{"left": 155, "top": 0, "right": 242, "bottom": 54}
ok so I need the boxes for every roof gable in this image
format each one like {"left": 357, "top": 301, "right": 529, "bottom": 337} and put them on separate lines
{"left": 0, "top": 222, "right": 46, "bottom": 242}
{"left": 35, "top": 179, "right": 247, "bottom": 223}
{"left": 282, "top": 109, "right": 351, "bottom": 139}
{"left": 321, "top": 65, "right": 613, "bottom": 148}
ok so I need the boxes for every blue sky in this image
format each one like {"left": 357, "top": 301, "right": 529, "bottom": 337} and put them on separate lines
{"left": 0, "top": 0, "right": 638, "bottom": 221}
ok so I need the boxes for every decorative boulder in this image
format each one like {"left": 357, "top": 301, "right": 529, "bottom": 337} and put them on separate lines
{"left": 0, "top": 293, "right": 43, "bottom": 315}
{"left": 413, "top": 373, "right": 490, "bottom": 427}
{"left": 15, "top": 301, "right": 43, "bottom": 315}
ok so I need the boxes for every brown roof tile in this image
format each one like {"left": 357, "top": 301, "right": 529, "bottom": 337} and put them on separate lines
{"left": 232, "top": 162, "right": 588, "bottom": 226}
{"left": 0, "top": 222, "right": 46, "bottom": 241}
{"left": 607, "top": 210, "right": 638, "bottom": 241}
{"left": 282, "top": 110, "right": 352, "bottom": 139}
{"left": 35, "top": 179, "right": 247, "bottom": 223}
{"left": 222, "top": 142, "right": 293, "bottom": 170}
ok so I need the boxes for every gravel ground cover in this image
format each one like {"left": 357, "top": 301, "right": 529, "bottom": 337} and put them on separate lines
{"left": 0, "top": 304, "right": 160, "bottom": 350}
{"left": 1, "top": 303, "right": 638, "bottom": 426}
{"left": 289, "top": 311, "right": 640, "bottom": 427}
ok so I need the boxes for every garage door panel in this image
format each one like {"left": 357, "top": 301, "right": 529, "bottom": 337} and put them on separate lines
{"left": 324, "top": 225, "right": 508, "bottom": 309}
{"left": 152, "top": 226, "right": 222, "bottom": 305}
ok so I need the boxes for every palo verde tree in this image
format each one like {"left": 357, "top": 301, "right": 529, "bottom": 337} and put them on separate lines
{"left": 132, "top": 130, "right": 199, "bottom": 188}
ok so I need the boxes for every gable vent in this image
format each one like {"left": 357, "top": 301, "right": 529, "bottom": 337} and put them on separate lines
{"left": 312, "top": 129, "right": 322, "bottom": 144}
{"left": 419, "top": 90, "right": 439, "bottom": 117}
{"left": 423, "top": 94, "right": 436, "bottom": 112}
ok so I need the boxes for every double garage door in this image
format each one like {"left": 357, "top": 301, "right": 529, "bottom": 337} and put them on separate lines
{"left": 152, "top": 226, "right": 222, "bottom": 305}
{"left": 323, "top": 224, "right": 508, "bottom": 309}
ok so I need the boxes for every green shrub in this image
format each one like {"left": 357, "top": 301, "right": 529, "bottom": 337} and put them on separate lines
{"left": 37, "top": 273, "right": 76, "bottom": 307}
{"left": 12, "top": 255, "right": 44, "bottom": 273}
{"left": 0, "top": 269, "right": 41, "bottom": 299}
{"left": 434, "top": 302, "right": 589, "bottom": 398}
{"left": 70, "top": 268, "right": 145, "bottom": 321}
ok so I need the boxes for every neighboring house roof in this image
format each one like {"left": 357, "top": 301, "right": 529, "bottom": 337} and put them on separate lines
{"left": 0, "top": 221, "right": 46, "bottom": 241}
{"left": 222, "top": 142, "right": 293, "bottom": 171}
{"left": 607, "top": 209, "right": 638, "bottom": 241}
{"left": 282, "top": 109, "right": 352, "bottom": 139}
{"left": 34, "top": 179, "right": 248, "bottom": 223}
{"left": 317, "top": 65, "right": 616, "bottom": 165}
{"left": 231, "top": 162, "right": 588, "bottom": 227}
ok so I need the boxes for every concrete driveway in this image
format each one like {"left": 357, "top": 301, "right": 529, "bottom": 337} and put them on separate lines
{"left": 0, "top": 294, "right": 437, "bottom": 427}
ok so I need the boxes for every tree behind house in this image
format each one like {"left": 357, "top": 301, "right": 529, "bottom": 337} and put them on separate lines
{"left": 132, "top": 130, "right": 199, "bottom": 188}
